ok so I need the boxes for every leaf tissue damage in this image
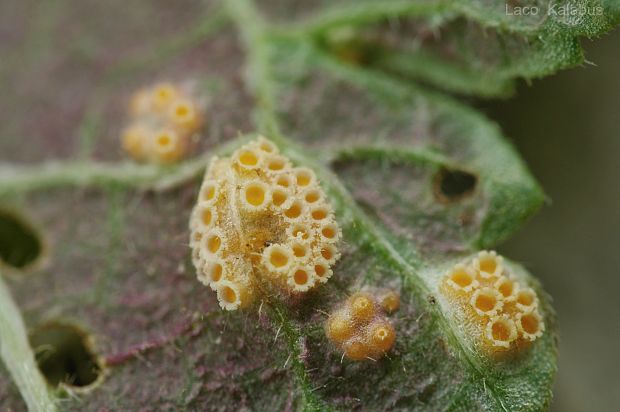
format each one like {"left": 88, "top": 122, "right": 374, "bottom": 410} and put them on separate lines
{"left": 1, "top": 0, "right": 615, "bottom": 410}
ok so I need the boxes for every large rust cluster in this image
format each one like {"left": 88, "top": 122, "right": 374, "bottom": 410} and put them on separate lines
{"left": 189, "top": 137, "right": 341, "bottom": 310}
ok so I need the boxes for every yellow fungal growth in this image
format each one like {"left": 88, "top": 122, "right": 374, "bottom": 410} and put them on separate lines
{"left": 515, "top": 311, "right": 545, "bottom": 341}
{"left": 121, "top": 125, "right": 150, "bottom": 162}
{"left": 121, "top": 82, "right": 204, "bottom": 164}
{"left": 440, "top": 250, "right": 545, "bottom": 353}
{"left": 152, "top": 82, "right": 178, "bottom": 111}
{"left": 515, "top": 288, "right": 539, "bottom": 313}
{"left": 325, "top": 290, "right": 399, "bottom": 361}
{"left": 343, "top": 339, "right": 370, "bottom": 361}
{"left": 349, "top": 292, "right": 376, "bottom": 322}
{"left": 325, "top": 309, "right": 354, "bottom": 344}
{"left": 367, "top": 320, "right": 396, "bottom": 353}
{"left": 485, "top": 315, "right": 517, "bottom": 348}
{"left": 189, "top": 137, "right": 341, "bottom": 310}
{"left": 470, "top": 287, "right": 503, "bottom": 317}
{"left": 473, "top": 250, "right": 503, "bottom": 279}
{"left": 378, "top": 290, "right": 401, "bottom": 314}
{"left": 445, "top": 264, "right": 478, "bottom": 293}
{"left": 152, "top": 129, "right": 187, "bottom": 164}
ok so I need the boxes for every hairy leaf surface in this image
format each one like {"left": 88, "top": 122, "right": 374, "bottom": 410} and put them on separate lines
{"left": 4, "top": 0, "right": 615, "bottom": 410}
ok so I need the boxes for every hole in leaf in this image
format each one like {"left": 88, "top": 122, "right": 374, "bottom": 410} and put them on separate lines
{"left": 433, "top": 167, "right": 477, "bottom": 203}
{"left": 0, "top": 209, "right": 43, "bottom": 270}
{"left": 30, "top": 323, "right": 102, "bottom": 389}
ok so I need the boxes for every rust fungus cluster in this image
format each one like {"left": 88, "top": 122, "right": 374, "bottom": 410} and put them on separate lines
{"left": 189, "top": 137, "right": 341, "bottom": 310}
{"left": 440, "top": 251, "right": 545, "bottom": 353}
{"left": 121, "top": 82, "right": 204, "bottom": 164}
{"left": 326, "top": 290, "right": 400, "bottom": 361}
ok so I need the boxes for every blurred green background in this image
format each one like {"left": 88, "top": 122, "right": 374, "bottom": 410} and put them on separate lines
{"left": 482, "top": 28, "right": 620, "bottom": 412}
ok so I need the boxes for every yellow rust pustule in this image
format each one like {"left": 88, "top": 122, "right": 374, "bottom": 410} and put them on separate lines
{"left": 378, "top": 290, "right": 400, "bottom": 314}
{"left": 121, "top": 82, "right": 204, "bottom": 164}
{"left": 325, "top": 290, "right": 399, "bottom": 361}
{"left": 440, "top": 250, "right": 545, "bottom": 353}
{"left": 189, "top": 137, "right": 341, "bottom": 310}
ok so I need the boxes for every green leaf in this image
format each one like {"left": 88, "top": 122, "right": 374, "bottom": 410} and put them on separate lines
{"left": 0, "top": 271, "right": 57, "bottom": 412}
{"left": 7, "top": 0, "right": 616, "bottom": 410}
{"left": 266, "top": 37, "right": 545, "bottom": 249}
{"left": 266, "top": 0, "right": 616, "bottom": 96}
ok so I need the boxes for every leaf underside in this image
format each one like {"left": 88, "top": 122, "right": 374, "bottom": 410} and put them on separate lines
{"left": 2, "top": 0, "right": 615, "bottom": 410}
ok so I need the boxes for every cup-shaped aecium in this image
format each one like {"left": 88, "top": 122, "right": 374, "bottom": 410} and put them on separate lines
{"left": 440, "top": 250, "right": 545, "bottom": 353}
{"left": 189, "top": 137, "right": 341, "bottom": 310}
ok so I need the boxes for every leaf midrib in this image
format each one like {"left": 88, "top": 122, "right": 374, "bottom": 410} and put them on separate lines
{"left": 226, "top": 0, "right": 510, "bottom": 409}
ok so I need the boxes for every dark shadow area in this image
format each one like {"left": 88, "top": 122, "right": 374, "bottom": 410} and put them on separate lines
{"left": 433, "top": 167, "right": 477, "bottom": 203}
{"left": 30, "top": 323, "right": 102, "bottom": 389}
{"left": 0, "top": 208, "right": 42, "bottom": 270}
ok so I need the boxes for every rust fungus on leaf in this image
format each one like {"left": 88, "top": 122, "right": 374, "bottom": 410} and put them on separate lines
{"left": 440, "top": 250, "right": 545, "bottom": 353}
{"left": 121, "top": 82, "right": 205, "bottom": 164}
{"left": 189, "top": 137, "right": 341, "bottom": 310}
{"left": 325, "top": 290, "right": 399, "bottom": 361}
